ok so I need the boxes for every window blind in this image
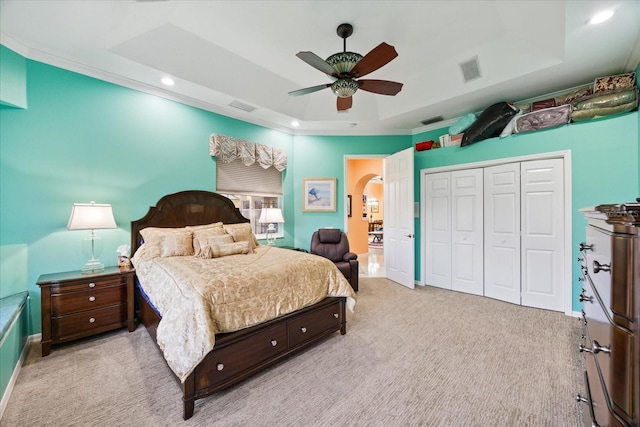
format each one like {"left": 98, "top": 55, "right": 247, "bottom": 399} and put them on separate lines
{"left": 216, "top": 159, "right": 283, "bottom": 197}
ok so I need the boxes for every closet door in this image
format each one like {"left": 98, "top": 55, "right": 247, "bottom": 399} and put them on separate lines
{"left": 425, "top": 172, "right": 451, "bottom": 289}
{"left": 484, "top": 163, "right": 521, "bottom": 304}
{"left": 451, "top": 169, "right": 484, "bottom": 296}
{"left": 520, "top": 159, "right": 564, "bottom": 311}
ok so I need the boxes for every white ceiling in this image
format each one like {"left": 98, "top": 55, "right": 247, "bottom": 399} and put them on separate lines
{"left": 1, "top": 0, "right": 639, "bottom": 135}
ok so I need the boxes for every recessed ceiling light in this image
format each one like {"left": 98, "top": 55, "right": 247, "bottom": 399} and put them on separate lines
{"left": 291, "top": 120, "right": 300, "bottom": 127}
{"left": 588, "top": 10, "right": 614, "bottom": 25}
{"left": 161, "top": 77, "right": 175, "bottom": 86}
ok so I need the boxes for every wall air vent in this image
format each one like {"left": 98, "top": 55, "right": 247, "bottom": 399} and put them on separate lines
{"left": 460, "top": 56, "right": 481, "bottom": 83}
{"left": 420, "top": 116, "right": 443, "bottom": 126}
{"left": 229, "top": 100, "right": 257, "bottom": 113}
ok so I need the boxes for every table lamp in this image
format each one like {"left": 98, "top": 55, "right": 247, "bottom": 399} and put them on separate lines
{"left": 258, "top": 207, "right": 285, "bottom": 246}
{"left": 67, "top": 201, "right": 117, "bottom": 273}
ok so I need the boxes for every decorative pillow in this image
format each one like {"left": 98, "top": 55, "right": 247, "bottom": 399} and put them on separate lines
{"left": 554, "top": 85, "right": 592, "bottom": 106}
{"left": 200, "top": 241, "right": 253, "bottom": 258}
{"left": 531, "top": 98, "right": 556, "bottom": 111}
{"left": 593, "top": 72, "right": 636, "bottom": 94}
{"left": 186, "top": 222, "right": 224, "bottom": 232}
{"left": 192, "top": 227, "right": 228, "bottom": 256}
{"left": 449, "top": 113, "right": 477, "bottom": 135}
{"left": 571, "top": 87, "right": 639, "bottom": 122}
{"left": 223, "top": 223, "right": 259, "bottom": 248}
{"left": 139, "top": 227, "right": 194, "bottom": 258}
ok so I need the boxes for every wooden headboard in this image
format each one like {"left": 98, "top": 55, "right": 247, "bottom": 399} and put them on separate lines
{"left": 130, "top": 190, "right": 249, "bottom": 253}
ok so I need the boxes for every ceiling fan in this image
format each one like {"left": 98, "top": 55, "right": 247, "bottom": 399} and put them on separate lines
{"left": 288, "top": 23, "right": 403, "bottom": 111}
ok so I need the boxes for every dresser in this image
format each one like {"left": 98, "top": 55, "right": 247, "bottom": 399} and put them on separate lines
{"left": 578, "top": 203, "right": 639, "bottom": 427}
{"left": 37, "top": 266, "right": 135, "bottom": 356}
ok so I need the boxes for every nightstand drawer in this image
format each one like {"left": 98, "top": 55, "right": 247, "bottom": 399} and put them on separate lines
{"left": 51, "top": 284, "right": 126, "bottom": 316}
{"left": 51, "top": 277, "right": 124, "bottom": 294}
{"left": 52, "top": 303, "right": 126, "bottom": 340}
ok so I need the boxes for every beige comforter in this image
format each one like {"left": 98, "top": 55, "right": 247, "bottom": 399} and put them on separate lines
{"left": 132, "top": 245, "right": 356, "bottom": 382}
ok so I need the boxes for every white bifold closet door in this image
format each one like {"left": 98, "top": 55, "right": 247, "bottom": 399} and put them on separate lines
{"left": 484, "top": 159, "right": 564, "bottom": 309}
{"left": 451, "top": 169, "right": 484, "bottom": 296}
{"left": 425, "top": 169, "right": 483, "bottom": 295}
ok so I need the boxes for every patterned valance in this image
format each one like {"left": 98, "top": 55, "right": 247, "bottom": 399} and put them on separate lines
{"left": 209, "top": 133, "right": 287, "bottom": 171}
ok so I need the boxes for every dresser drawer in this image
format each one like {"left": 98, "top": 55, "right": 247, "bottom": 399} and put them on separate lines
{"left": 197, "top": 323, "right": 287, "bottom": 387}
{"left": 288, "top": 299, "right": 342, "bottom": 348}
{"left": 50, "top": 276, "right": 124, "bottom": 294}
{"left": 52, "top": 303, "right": 126, "bottom": 341}
{"left": 51, "top": 284, "right": 126, "bottom": 316}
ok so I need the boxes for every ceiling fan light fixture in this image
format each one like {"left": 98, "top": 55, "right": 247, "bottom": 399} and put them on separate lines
{"left": 326, "top": 52, "right": 363, "bottom": 74}
{"left": 331, "top": 79, "right": 359, "bottom": 98}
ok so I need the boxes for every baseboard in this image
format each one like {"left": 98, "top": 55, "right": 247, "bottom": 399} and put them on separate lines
{"left": 0, "top": 333, "right": 39, "bottom": 420}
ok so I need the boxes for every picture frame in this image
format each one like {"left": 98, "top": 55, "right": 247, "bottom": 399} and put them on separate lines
{"left": 370, "top": 201, "right": 379, "bottom": 213}
{"left": 347, "top": 195, "right": 352, "bottom": 217}
{"left": 303, "top": 178, "right": 336, "bottom": 212}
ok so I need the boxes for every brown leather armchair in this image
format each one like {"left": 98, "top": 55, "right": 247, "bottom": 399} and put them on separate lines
{"left": 310, "top": 228, "right": 358, "bottom": 292}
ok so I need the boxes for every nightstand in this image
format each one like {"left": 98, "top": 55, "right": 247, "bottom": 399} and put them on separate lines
{"left": 36, "top": 266, "right": 135, "bottom": 356}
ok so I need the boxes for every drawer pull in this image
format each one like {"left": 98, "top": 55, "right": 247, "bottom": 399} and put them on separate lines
{"left": 217, "top": 363, "right": 224, "bottom": 371}
{"left": 592, "top": 260, "right": 610, "bottom": 274}
{"left": 579, "top": 341, "right": 611, "bottom": 355}
{"left": 89, "top": 317, "right": 96, "bottom": 323}
{"left": 270, "top": 340, "right": 278, "bottom": 347}
{"left": 88, "top": 296, "right": 96, "bottom": 302}
{"left": 579, "top": 242, "right": 593, "bottom": 251}
{"left": 88, "top": 282, "right": 96, "bottom": 288}
{"left": 300, "top": 327, "right": 307, "bottom": 333}
{"left": 575, "top": 394, "right": 588, "bottom": 403}
{"left": 333, "top": 313, "right": 339, "bottom": 318}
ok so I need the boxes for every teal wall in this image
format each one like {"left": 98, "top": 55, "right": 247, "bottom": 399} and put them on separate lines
{"left": 0, "top": 45, "right": 27, "bottom": 109}
{"left": 1, "top": 48, "right": 639, "bottom": 342}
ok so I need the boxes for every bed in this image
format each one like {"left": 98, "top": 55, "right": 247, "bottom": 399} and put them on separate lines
{"left": 130, "top": 190, "right": 356, "bottom": 420}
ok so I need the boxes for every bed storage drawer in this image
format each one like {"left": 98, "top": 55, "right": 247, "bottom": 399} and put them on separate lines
{"left": 197, "top": 323, "right": 288, "bottom": 386}
{"left": 288, "top": 298, "right": 342, "bottom": 348}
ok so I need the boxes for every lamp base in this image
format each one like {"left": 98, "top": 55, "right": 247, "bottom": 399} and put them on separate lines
{"left": 81, "top": 258, "right": 105, "bottom": 274}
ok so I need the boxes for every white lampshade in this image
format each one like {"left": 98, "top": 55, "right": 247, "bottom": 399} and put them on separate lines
{"left": 67, "top": 202, "right": 117, "bottom": 230}
{"left": 67, "top": 201, "right": 117, "bottom": 273}
{"left": 258, "top": 207, "right": 285, "bottom": 225}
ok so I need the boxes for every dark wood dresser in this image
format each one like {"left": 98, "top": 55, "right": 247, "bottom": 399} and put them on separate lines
{"left": 578, "top": 203, "right": 639, "bottom": 427}
{"left": 37, "top": 266, "right": 135, "bottom": 356}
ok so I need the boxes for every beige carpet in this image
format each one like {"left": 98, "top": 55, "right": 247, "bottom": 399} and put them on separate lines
{"left": 2, "top": 279, "right": 583, "bottom": 426}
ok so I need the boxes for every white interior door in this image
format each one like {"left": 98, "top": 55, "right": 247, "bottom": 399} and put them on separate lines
{"left": 520, "top": 159, "right": 564, "bottom": 311}
{"left": 384, "top": 148, "right": 415, "bottom": 289}
{"left": 484, "top": 163, "right": 521, "bottom": 304}
{"left": 424, "top": 172, "right": 451, "bottom": 289}
{"left": 451, "top": 169, "right": 484, "bottom": 296}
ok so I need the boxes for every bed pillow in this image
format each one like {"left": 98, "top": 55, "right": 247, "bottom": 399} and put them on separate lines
{"left": 223, "top": 223, "right": 259, "bottom": 249}
{"left": 139, "top": 227, "right": 194, "bottom": 258}
{"left": 200, "top": 241, "right": 253, "bottom": 258}
{"left": 186, "top": 222, "right": 224, "bottom": 232}
{"left": 192, "top": 227, "right": 228, "bottom": 256}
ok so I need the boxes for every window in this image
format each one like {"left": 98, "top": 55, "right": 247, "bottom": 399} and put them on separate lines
{"left": 220, "top": 194, "right": 283, "bottom": 240}
{"left": 217, "top": 161, "right": 284, "bottom": 240}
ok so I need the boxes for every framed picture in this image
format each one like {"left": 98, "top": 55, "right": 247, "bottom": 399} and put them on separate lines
{"left": 347, "top": 195, "right": 352, "bottom": 217}
{"left": 303, "top": 178, "right": 336, "bottom": 212}
{"left": 370, "top": 200, "right": 379, "bottom": 213}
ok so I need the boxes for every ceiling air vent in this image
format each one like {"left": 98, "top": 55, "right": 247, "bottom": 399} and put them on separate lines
{"left": 229, "top": 100, "right": 256, "bottom": 113}
{"left": 420, "top": 116, "right": 443, "bottom": 126}
{"left": 460, "top": 56, "right": 481, "bottom": 83}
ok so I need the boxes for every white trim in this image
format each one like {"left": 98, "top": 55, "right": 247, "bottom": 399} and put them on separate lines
{"left": 0, "top": 334, "right": 39, "bottom": 420}
{"left": 420, "top": 150, "right": 574, "bottom": 316}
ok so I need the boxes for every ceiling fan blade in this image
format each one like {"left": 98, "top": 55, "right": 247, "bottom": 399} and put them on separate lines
{"left": 337, "top": 96, "right": 352, "bottom": 111}
{"left": 358, "top": 79, "right": 403, "bottom": 96}
{"left": 296, "top": 51, "right": 338, "bottom": 76}
{"left": 288, "top": 84, "right": 331, "bottom": 96}
{"left": 350, "top": 42, "right": 398, "bottom": 78}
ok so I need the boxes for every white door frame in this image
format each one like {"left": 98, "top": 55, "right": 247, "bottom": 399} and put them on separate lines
{"left": 420, "top": 150, "right": 573, "bottom": 315}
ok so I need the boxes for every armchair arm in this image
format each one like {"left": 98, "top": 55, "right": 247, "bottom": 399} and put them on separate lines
{"left": 343, "top": 252, "right": 357, "bottom": 262}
